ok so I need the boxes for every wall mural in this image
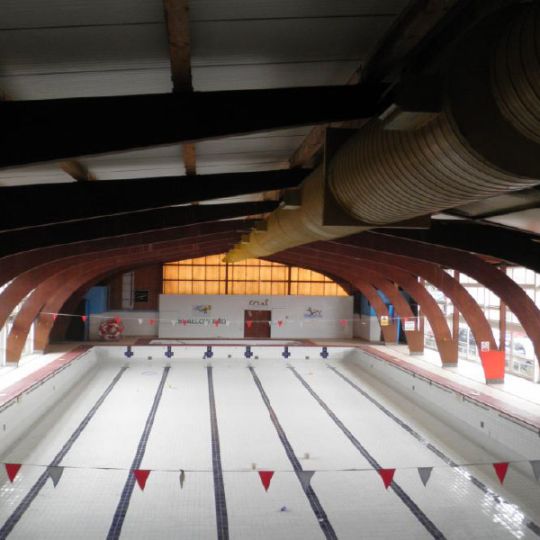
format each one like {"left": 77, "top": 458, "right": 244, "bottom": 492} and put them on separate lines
{"left": 304, "top": 307, "right": 322, "bottom": 319}
{"left": 192, "top": 304, "right": 212, "bottom": 315}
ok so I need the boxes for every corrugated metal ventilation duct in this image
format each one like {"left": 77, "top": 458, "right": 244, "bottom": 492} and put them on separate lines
{"left": 225, "top": 4, "right": 540, "bottom": 262}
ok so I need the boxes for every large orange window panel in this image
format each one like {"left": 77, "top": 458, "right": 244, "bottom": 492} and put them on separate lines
{"left": 163, "top": 254, "right": 348, "bottom": 296}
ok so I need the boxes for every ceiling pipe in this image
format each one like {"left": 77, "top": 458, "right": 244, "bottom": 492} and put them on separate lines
{"left": 225, "top": 3, "right": 540, "bottom": 262}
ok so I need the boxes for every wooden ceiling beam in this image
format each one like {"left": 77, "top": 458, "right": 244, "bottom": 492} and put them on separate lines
{"left": 0, "top": 84, "right": 385, "bottom": 168}
{"left": 0, "top": 169, "right": 306, "bottom": 231}
{"left": 163, "top": 0, "right": 197, "bottom": 176}
{"left": 0, "top": 201, "right": 277, "bottom": 258}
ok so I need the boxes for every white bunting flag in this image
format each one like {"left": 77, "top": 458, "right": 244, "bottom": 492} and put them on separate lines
{"left": 179, "top": 469, "right": 186, "bottom": 489}
{"left": 531, "top": 460, "right": 540, "bottom": 481}
{"left": 418, "top": 467, "right": 433, "bottom": 487}
{"left": 48, "top": 466, "right": 64, "bottom": 487}
{"left": 298, "top": 470, "right": 315, "bottom": 492}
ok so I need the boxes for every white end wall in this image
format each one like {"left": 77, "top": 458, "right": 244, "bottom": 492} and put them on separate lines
{"left": 354, "top": 314, "right": 381, "bottom": 341}
{"left": 159, "top": 294, "right": 353, "bottom": 339}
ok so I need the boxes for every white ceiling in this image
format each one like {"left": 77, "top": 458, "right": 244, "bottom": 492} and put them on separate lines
{"left": 0, "top": 0, "right": 409, "bottom": 187}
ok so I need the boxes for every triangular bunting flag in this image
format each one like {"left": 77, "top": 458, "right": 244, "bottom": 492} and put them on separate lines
{"left": 339, "top": 319, "right": 348, "bottom": 327}
{"left": 418, "top": 467, "right": 433, "bottom": 487}
{"left": 298, "top": 470, "right": 315, "bottom": 492}
{"left": 134, "top": 469, "right": 151, "bottom": 490}
{"left": 48, "top": 466, "right": 64, "bottom": 487}
{"left": 246, "top": 320, "right": 253, "bottom": 328}
{"left": 277, "top": 320, "right": 283, "bottom": 327}
{"left": 493, "top": 462, "right": 509, "bottom": 484}
{"left": 531, "top": 460, "right": 540, "bottom": 481}
{"left": 5, "top": 463, "right": 21, "bottom": 483}
{"left": 171, "top": 319, "right": 177, "bottom": 326}
{"left": 214, "top": 319, "right": 220, "bottom": 327}
{"left": 52, "top": 313, "right": 58, "bottom": 321}
{"left": 114, "top": 316, "right": 122, "bottom": 324}
{"left": 182, "top": 319, "right": 187, "bottom": 326}
{"left": 148, "top": 319, "right": 155, "bottom": 326}
{"left": 179, "top": 469, "right": 186, "bottom": 489}
{"left": 81, "top": 315, "right": 87, "bottom": 322}
{"left": 138, "top": 318, "right": 143, "bottom": 325}
{"left": 258, "top": 470, "right": 274, "bottom": 492}
{"left": 377, "top": 468, "right": 395, "bottom": 489}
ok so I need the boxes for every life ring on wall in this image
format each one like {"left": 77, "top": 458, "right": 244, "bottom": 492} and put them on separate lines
{"left": 99, "top": 319, "right": 124, "bottom": 341}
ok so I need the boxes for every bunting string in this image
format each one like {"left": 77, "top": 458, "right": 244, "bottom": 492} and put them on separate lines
{"left": 35, "top": 311, "right": 422, "bottom": 328}
{"left": 3, "top": 460, "right": 540, "bottom": 491}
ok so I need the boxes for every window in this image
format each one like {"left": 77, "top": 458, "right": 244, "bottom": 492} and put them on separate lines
{"left": 162, "top": 254, "right": 348, "bottom": 296}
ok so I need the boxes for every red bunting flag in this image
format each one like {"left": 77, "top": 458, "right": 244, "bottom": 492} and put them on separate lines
{"left": 51, "top": 313, "right": 58, "bottom": 321}
{"left": 182, "top": 319, "right": 187, "bottom": 326}
{"left": 277, "top": 320, "right": 283, "bottom": 327}
{"left": 114, "top": 316, "right": 122, "bottom": 324}
{"left": 5, "top": 463, "right": 21, "bottom": 483}
{"left": 493, "top": 462, "right": 509, "bottom": 484}
{"left": 377, "top": 468, "right": 395, "bottom": 489}
{"left": 214, "top": 319, "right": 220, "bottom": 327}
{"left": 258, "top": 470, "right": 274, "bottom": 492}
{"left": 148, "top": 319, "right": 156, "bottom": 326}
{"left": 339, "top": 319, "right": 348, "bottom": 327}
{"left": 134, "top": 469, "right": 151, "bottom": 490}
{"left": 246, "top": 320, "right": 253, "bottom": 328}
{"left": 81, "top": 315, "right": 87, "bottom": 323}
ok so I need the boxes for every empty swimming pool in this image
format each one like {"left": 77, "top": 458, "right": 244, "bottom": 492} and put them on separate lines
{"left": 0, "top": 345, "right": 538, "bottom": 539}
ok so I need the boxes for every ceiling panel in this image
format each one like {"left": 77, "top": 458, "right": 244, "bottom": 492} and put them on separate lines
{"left": 0, "top": 68, "right": 172, "bottom": 100}
{"left": 189, "top": 0, "right": 407, "bottom": 20}
{"left": 486, "top": 209, "right": 540, "bottom": 235}
{"left": 193, "top": 60, "right": 361, "bottom": 90}
{"left": 190, "top": 17, "right": 394, "bottom": 65}
{"left": 0, "top": 0, "right": 164, "bottom": 29}
{"left": 0, "top": 25, "right": 169, "bottom": 75}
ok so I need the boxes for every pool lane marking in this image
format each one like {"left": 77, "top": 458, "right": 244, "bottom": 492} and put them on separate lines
{"left": 328, "top": 365, "right": 540, "bottom": 537}
{"left": 248, "top": 366, "right": 338, "bottom": 540}
{"left": 107, "top": 366, "right": 170, "bottom": 540}
{"left": 0, "top": 367, "right": 128, "bottom": 538}
{"left": 289, "top": 366, "right": 446, "bottom": 540}
{"left": 207, "top": 366, "right": 229, "bottom": 540}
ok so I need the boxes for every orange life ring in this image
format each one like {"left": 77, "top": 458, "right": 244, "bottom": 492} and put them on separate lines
{"left": 99, "top": 319, "right": 124, "bottom": 341}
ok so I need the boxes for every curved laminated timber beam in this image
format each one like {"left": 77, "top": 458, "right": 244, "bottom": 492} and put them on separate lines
{"left": 7, "top": 236, "right": 239, "bottom": 362}
{"left": 338, "top": 233, "right": 540, "bottom": 367}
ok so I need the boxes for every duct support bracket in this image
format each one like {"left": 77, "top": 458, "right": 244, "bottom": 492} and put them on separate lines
{"left": 378, "top": 75, "right": 443, "bottom": 131}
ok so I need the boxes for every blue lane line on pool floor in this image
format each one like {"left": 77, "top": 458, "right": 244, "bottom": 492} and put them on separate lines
{"left": 207, "top": 366, "right": 229, "bottom": 540}
{"left": 248, "top": 366, "right": 338, "bottom": 540}
{"left": 289, "top": 366, "right": 446, "bottom": 540}
{"left": 328, "top": 365, "right": 540, "bottom": 537}
{"left": 107, "top": 366, "right": 170, "bottom": 540}
{"left": 0, "top": 367, "right": 128, "bottom": 539}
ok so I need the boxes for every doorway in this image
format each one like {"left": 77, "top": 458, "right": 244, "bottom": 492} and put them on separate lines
{"left": 244, "top": 310, "right": 272, "bottom": 338}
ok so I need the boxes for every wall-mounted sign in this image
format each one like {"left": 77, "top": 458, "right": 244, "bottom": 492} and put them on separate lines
{"left": 248, "top": 298, "right": 269, "bottom": 307}
{"left": 193, "top": 304, "right": 212, "bottom": 315}
{"left": 380, "top": 315, "right": 390, "bottom": 327}
{"left": 304, "top": 307, "right": 322, "bottom": 319}
{"left": 134, "top": 290, "right": 149, "bottom": 302}
{"left": 403, "top": 318, "right": 415, "bottom": 332}
{"left": 178, "top": 317, "right": 226, "bottom": 326}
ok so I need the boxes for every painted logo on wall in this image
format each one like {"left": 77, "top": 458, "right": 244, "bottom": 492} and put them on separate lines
{"left": 193, "top": 304, "right": 212, "bottom": 315}
{"left": 304, "top": 307, "right": 322, "bottom": 319}
{"left": 178, "top": 318, "right": 226, "bottom": 326}
{"left": 248, "top": 298, "right": 269, "bottom": 307}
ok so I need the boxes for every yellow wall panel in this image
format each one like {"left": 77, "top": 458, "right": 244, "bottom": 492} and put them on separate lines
{"left": 163, "top": 253, "right": 349, "bottom": 297}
